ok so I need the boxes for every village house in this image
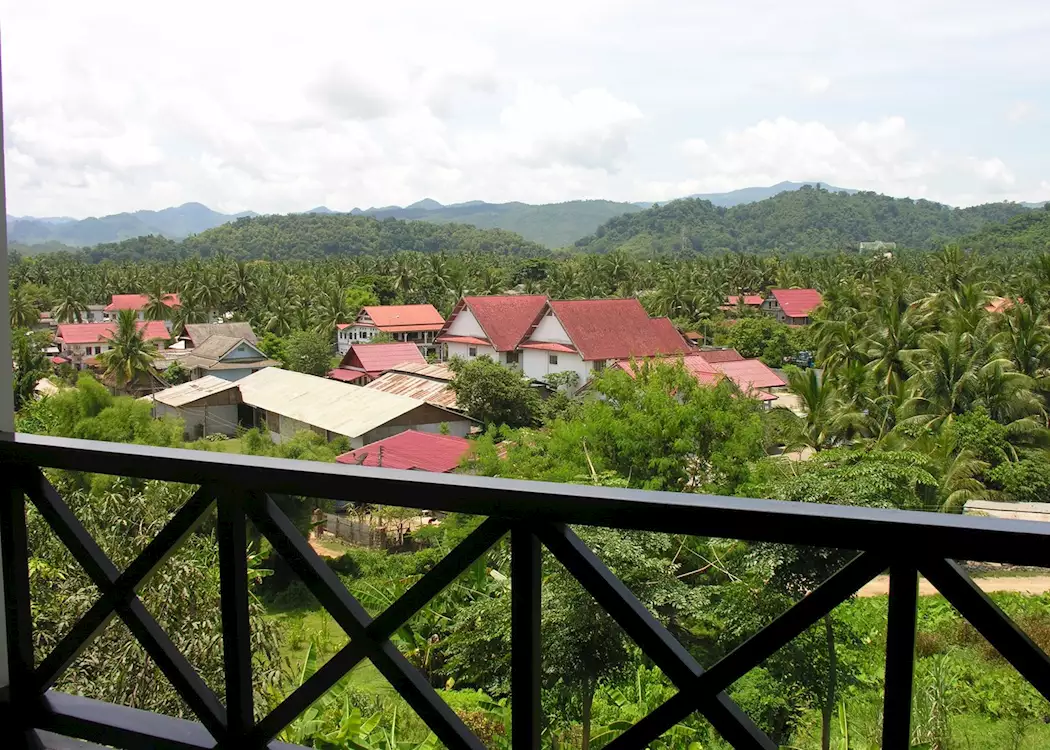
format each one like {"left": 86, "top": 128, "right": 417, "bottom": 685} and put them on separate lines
{"left": 363, "top": 362, "right": 458, "bottom": 411}
{"left": 761, "top": 289, "right": 823, "bottom": 325}
{"left": 336, "top": 430, "right": 472, "bottom": 472}
{"left": 336, "top": 304, "right": 445, "bottom": 356}
{"left": 142, "top": 375, "right": 243, "bottom": 439}
{"left": 103, "top": 293, "right": 181, "bottom": 322}
{"left": 613, "top": 348, "right": 787, "bottom": 406}
{"left": 181, "top": 322, "right": 258, "bottom": 348}
{"left": 236, "top": 367, "right": 474, "bottom": 446}
{"left": 437, "top": 295, "right": 689, "bottom": 390}
{"left": 158, "top": 335, "right": 278, "bottom": 382}
{"left": 719, "top": 294, "right": 764, "bottom": 311}
{"left": 55, "top": 321, "right": 170, "bottom": 369}
{"left": 329, "top": 341, "right": 426, "bottom": 384}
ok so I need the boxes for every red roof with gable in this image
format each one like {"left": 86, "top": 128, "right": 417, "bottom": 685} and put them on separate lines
{"left": 694, "top": 348, "right": 745, "bottom": 364}
{"left": 770, "top": 289, "right": 822, "bottom": 319}
{"left": 337, "top": 342, "right": 426, "bottom": 377}
{"left": 543, "top": 300, "right": 689, "bottom": 361}
{"left": 362, "top": 305, "right": 445, "bottom": 332}
{"left": 614, "top": 352, "right": 784, "bottom": 396}
{"left": 326, "top": 368, "right": 368, "bottom": 383}
{"left": 104, "top": 293, "right": 181, "bottom": 312}
{"left": 726, "top": 295, "right": 764, "bottom": 306}
{"left": 336, "top": 431, "right": 472, "bottom": 473}
{"left": 56, "top": 321, "right": 170, "bottom": 345}
{"left": 438, "top": 295, "right": 548, "bottom": 352}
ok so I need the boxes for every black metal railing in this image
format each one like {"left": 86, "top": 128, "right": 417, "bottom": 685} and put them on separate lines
{"left": 2, "top": 433, "right": 1050, "bottom": 750}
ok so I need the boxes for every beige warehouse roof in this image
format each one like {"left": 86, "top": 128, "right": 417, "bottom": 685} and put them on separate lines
{"left": 237, "top": 367, "right": 467, "bottom": 439}
{"left": 141, "top": 375, "right": 241, "bottom": 407}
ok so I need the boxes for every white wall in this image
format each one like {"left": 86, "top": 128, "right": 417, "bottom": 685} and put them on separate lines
{"left": 521, "top": 348, "right": 592, "bottom": 385}
{"left": 445, "top": 309, "right": 486, "bottom": 338}
{"left": 446, "top": 341, "right": 497, "bottom": 362}
{"left": 530, "top": 312, "right": 572, "bottom": 344}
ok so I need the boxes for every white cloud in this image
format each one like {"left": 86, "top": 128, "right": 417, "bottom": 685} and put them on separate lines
{"left": 1007, "top": 101, "right": 1036, "bottom": 122}
{"left": 660, "top": 116, "right": 1024, "bottom": 205}
{"left": 803, "top": 75, "right": 832, "bottom": 95}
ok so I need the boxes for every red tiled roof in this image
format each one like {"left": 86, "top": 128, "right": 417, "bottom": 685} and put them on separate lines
{"left": 336, "top": 430, "right": 472, "bottom": 473}
{"left": 56, "top": 321, "right": 170, "bottom": 345}
{"left": 104, "top": 293, "right": 181, "bottom": 312}
{"left": 543, "top": 300, "right": 689, "bottom": 361}
{"left": 695, "top": 348, "right": 745, "bottom": 364}
{"left": 770, "top": 289, "right": 822, "bottom": 319}
{"left": 338, "top": 342, "right": 426, "bottom": 376}
{"left": 436, "top": 335, "right": 492, "bottom": 347}
{"left": 518, "top": 341, "right": 577, "bottom": 353}
{"left": 50, "top": 356, "right": 68, "bottom": 365}
{"left": 362, "top": 304, "right": 445, "bottom": 331}
{"left": 327, "top": 368, "right": 368, "bottom": 383}
{"left": 336, "top": 323, "right": 352, "bottom": 330}
{"left": 440, "top": 295, "right": 548, "bottom": 352}
{"left": 726, "top": 295, "right": 764, "bottom": 306}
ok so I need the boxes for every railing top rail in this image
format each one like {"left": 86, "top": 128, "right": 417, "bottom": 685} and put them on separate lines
{"left": 2, "top": 433, "right": 1049, "bottom": 565}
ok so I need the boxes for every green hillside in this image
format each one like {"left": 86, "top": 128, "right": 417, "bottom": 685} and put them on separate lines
{"left": 573, "top": 186, "right": 1033, "bottom": 254}
{"left": 959, "top": 203, "right": 1050, "bottom": 253}
{"left": 71, "top": 213, "right": 548, "bottom": 263}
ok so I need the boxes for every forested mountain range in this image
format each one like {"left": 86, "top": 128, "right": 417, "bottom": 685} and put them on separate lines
{"left": 959, "top": 203, "right": 1050, "bottom": 253}
{"left": 6, "top": 202, "right": 257, "bottom": 247}
{"left": 0, "top": 182, "right": 877, "bottom": 249}
{"left": 573, "top": 186, "right": 1035, "bottom": 254}
{"left": 59, "top": 213, "right": 548, "bottom": 264}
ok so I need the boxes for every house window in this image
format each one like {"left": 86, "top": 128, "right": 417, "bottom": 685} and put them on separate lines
{"left": 469, "top": 347, "right": 477, "bottom": 357}
{"left": 594, "top": 359, "right": 606, "bottom": 372}
{"left": 505, "top": 351, "right": 519, "bottom": 365}
{"left": 549, "top": 354, "right": 559, "bottom": 365}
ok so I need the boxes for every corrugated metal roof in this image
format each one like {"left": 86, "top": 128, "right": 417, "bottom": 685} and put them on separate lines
{"left": 56, "top": 321, "right": 170, "bottom": 345}
{"left": 327, "top": 368, "right": 368, "bottom": 382}
{"left": 362, "top": 304, "right": 445, "bottom": 329}
{"left": 184, "top": 323, "right": 258, "bottom": 345}
{"left": 336, "top": 430, "right": 472, "bottom": 472}
{"left": 338, "top": 342, "right": 426, "bottom": 375}
{"left": 770, "top": 289, "right": 823, "bottom": 318}
{"left": 386, "top": 361, "right": 454, "bottom": 380}
{"left": 142, "top": 375, "right": 241, "bottom": 407}
{"left": 237, "top": 367, "right": 465, "bottom": 439}
{"left": 438, "top": 295, "right": 547, "bottom": 352}
{"left": 544, "top": 299, "right": 689, "bottom": 361}
{"left": 364, "top": 371, "right": 459, "bottom": 409}
{"left": 104, "top": 293, "right": 180, "bottom": 312}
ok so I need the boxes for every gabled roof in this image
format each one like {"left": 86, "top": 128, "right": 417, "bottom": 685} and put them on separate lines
{"left": 438, "top": 295, "right": 548, "bottom": 352}
{"left": 364, "top": 369, "right": 458, "bottom": 410}
{"left": 337, "top": 342, "right": 426, "bottom": 376}
{"left": 694, "top": 348, "right": 745, "bottom": 364}
{"left": 104, "top": 293, "right": 180, "bottom": 312}
{"left": 184, "top": 322, "right": 257, "bottom": 346}
{"left": 770, "top": 289, "right": 823, "bottom": 318}
{"left": 361, "top": 304, "right": 445, "bottom": 332}
{"left": 237, "top": 368, "right": 468, "bottom": 439}
{"left": 57, "top": 321, "right": 170, "bottom": 345}
{"left": 336, "top": 431, "right": 472, "bottom": 472}
{"left": 143, "top": 375, "right": 241, "bottom": 407}
{"left": 544, "top": 299, "right": 689, "bottom": 361}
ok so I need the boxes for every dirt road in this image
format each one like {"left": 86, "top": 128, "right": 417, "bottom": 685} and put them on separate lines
{"left": 858, "top": 575, "right": 1050, "bottom": 597}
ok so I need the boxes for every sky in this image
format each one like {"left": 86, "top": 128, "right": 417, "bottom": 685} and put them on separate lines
{"left": 2, "top": 0, "right": 1049, "bottom": 218}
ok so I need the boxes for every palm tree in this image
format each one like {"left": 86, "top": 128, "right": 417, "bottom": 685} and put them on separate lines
{"left": 97, "top": 309, "right": 160, "bottom": 392}
{"left": 144, "top": 283, "right": 173, "bottom": 321}
{"left": 9, "top": 285, "right": 37, "bottom": 328}
{"left": 994, "top": 302, "right": 1050, "bottom": 379}
{"left": 53, "top": 284, "right": 89, "bottom": 323}
{"left": 777, "top": 368, "right": 864, "bottom": 452}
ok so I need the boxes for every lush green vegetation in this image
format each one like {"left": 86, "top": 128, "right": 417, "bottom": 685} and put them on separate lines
{"left": 11, "top": 228, "right": 1050, "bottom": 748}
{"left": 574, "top": 187, "right": 1034, "bottom": 254}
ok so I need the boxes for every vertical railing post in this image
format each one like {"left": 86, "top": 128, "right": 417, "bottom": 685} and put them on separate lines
{"left": 882, "top": 563, "right": 918, "bottom": 748}
{"left": 217, "top": 491, "right": 254, "bottom": 741}
{"left": 511, "top": 525, "right": 541, "bottom": 750}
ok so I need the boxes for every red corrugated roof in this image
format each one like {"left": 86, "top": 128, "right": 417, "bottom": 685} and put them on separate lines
{"left": 104, "top": 293, "right": 181, "bottom": 312}
{"left": 445, "top": 295, "right": 548, "bottom": 352}
{"left": 336, "top": 323, "right": 351, "bottom": 330}
{"left": 338, "top": 342, "right": 425, "bottom": 376}
{"left": 543, "top": 300, "right": 689, "bottom": 361}
{"left": 56, "top": 321, "right": 170, "bottom": 345}
{"left": 726, "top": 295, "right": 764, "bottom": 306}
{"left": 362, "top": 304, "right": 445, "bottom": 330}
{"left": 695, "top": 348, "right": 745, "bottom": 363}
{"left": 770, "top": 289, "right": 822, "bottom": 319}
{"left": 336, "top": 430, "right": 472, "bottom": 473}
{"left": 711, "top": 359, "right": 786, "bottom": 390}
{"left": 327, "top": 368, "right": 368, "bottom": 383}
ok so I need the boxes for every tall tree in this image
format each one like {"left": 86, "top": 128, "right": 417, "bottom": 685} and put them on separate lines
{"left": 96, "top": 309, "right": 160, "bottom": 392}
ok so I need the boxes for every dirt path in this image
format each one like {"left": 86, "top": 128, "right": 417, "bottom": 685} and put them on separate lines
{"left": 858, "top": 574, "right": 1050, "bottom": 597}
